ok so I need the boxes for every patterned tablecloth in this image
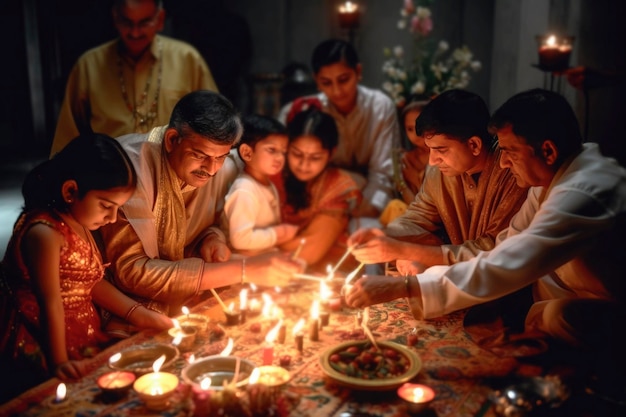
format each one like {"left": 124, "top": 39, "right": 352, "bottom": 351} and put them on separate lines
{"left": 0, "top": 282, "right": 542, "bottom": 417}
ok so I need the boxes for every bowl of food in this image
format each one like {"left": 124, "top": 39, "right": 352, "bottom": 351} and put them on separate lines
{"left": 181, "top": 355, "right": 257, "bottom": 390}
{"left": 320, "top": 340, "right": 421, "bottom": 391}
{"left": 108, "top": 343, "right": 179, "bottom": 375}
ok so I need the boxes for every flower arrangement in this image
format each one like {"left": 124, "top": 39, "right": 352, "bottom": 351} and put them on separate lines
{"left": 382, "top": 0, "right": 482, "bottom": 108}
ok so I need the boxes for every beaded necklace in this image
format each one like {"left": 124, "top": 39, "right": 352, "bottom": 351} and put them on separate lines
{"left": 118, "top": 37, "right": 163, "bottom": 132}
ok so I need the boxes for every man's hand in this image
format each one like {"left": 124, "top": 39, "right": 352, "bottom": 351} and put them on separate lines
{"left": 396, "top": 259, "right": 426, "bottom": 275}
{"left": 199, "top": 233, "right": 231, "bottom": 262}
{"left": 343, "top": 275, "right": 406, "bottom": 309}
{"left": 351, "top": 232, "right": 403, "bottom": 264}
{"left": 245, "top": 252, "right": 306, "bottom": 287}
{"left": 348, "top": 227, "right": 384, "bottom": 247}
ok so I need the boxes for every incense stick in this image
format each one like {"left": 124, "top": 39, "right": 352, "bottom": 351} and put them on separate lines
{"left": 210, "top": 288, "right": 229, "bottom": 312}
{"left": 292, "top": 238, "right": 306, "bottom": 259}
{"left": 329, "top": 245, "right": 355, "bottom": 275}
{"left": 345, "top": 262, "right": 365, "bottom": 285}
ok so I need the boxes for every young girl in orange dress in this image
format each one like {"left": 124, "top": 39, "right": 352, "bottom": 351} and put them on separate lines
{"left": 0, "top": 133, "right": 172, "bottom": 401}
{"left": 273, "top": 102, "right": 362, "bottom": 274}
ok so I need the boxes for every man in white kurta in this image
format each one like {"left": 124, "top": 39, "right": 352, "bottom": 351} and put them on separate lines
{"left": 345, "top": 89, "right": 626, "bottom": 382}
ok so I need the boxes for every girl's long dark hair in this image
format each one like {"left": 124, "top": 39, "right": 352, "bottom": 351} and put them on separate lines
{"left": 23, "top": 133, "right": 136, "bottom": 213}
{"left": 284, "top": 108, "right": 338, "bottom": 211}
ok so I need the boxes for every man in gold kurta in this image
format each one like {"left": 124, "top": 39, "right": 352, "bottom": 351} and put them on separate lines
{"left": 99, "top": 91, "right": 302, "bottom": 335}
{"left": 50, "top": 0, "right": 218, "bottom": 157}
{"left": 349, "top": 90, "right": 528, "bottom": 274}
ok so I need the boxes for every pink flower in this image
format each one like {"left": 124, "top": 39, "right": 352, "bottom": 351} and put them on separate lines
{"left": 403, "top": 0, "right": 415, "bottom": 14}
{"left": 411, "top": 15, "right": 433, "bottom": 36}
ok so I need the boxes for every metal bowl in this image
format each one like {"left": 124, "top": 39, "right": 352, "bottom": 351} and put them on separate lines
{"left": 181, "top": 355, "right": 257, "bottom": 390}
{"left": 108, "top": 343, "right": 179, "bottom": 375}
{"left": 320, "top": 340, "right": 422, "bottom": 391}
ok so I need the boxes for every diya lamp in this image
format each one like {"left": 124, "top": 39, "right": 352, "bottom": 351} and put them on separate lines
{"left": 262, "top": 320, "right": 282, "bottom": 366}
{"left": 97, "top": 370, "right": 136, "bottom": 399}
{"left": 309, "top": 300, "right": 320, "bottom": 342}
{"left": 168, "top": 318, "right": 197, "bottom": 352}
{"left": 133, "top": 355, "right": 179, "bottom": 411}
{"left": 397, "top": 383, "right": 435, "bottom": 414}
{"left": 247, "top": 366, "right": 291, "bottom": 416}
{"left": 536, "top": 34, "right": 574, "bottom": 71}
{"left": 177, "top": 306, "right": 210, "bottom": 336}
{"left": 292, "top": 318, "right": 305, "bottom": 353}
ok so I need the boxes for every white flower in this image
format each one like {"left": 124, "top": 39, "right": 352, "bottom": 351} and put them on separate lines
{"left": 453, "top": 47, "right": 473, "bottom": 64}
{"left": 397, "top": 19, "right": 406, "bottom": 30}
{"left": 397, "top": 69, "right": 407, "bottom": 81}
{"left": 438, "top": 40, "right": 449, "bottom": 52}
{"left": 382, "top": 81, "right": 394, "bottom": 93}
{"left": 400, "top": 8, "right": 408, "bottom": 17}
{"left": 416, "top": 6, "right": 431, "bottom": 18}
{"left": 393, "top": 82, "right": 404, "bottom": 94}
{"left": 470, "top": 60, "right": 482, "bottom": 71}
{"left": 410, "top": 80, "right": 425, "bottom": 94}
{"left": 393, "top": 45, "right": 404, "bottom": 58}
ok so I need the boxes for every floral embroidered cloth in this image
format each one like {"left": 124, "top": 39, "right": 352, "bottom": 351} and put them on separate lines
{"left": 0, "top": 282, "right": 546, "bottom": 417}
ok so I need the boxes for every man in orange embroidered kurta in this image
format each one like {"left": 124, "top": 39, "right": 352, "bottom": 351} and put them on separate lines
{"left": 349, "top": 90, "right": 528, "bottom": 274}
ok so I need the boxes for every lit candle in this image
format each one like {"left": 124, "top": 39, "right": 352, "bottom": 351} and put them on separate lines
{"left": 309, "top": 300, "right": 320, "bottom": 342}
{"left": 338, "top": 1, "right": 360, "bottom": 29}
{"left": 537, "top": 34, "right": 573, "bottom": 71}
{"left": 54, "top": 382, "right": 67, "bottom": 403}
{"left": 292, "top": 318, "right": 305, "bottom": 353}
{"left": 239, "top": 288, "right": 248, "bottom": 324}
{"left": 397, "top": 383, "right": 435, "bottom": 414}
{"left": 133, "top": 355, "right": 179, "bottom": 411}
{"left": 177, "top": 307, "right": 209, "bottom": 336}
{"left": 191, "top": 377, "right": 211, "bottom": 417}
{"left": 263, "top": 320, "right": 282, "bottom": 365}
{"left": 224, "top": 301, "right": 240, "bottom": 326}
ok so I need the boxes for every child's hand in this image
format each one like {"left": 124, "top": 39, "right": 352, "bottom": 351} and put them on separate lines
{"left": 128, "top": 305, "right": 174, "bottom": 331}
{"left": 55, "top": 359, "right": 89, "bottom": 381}
{"left": 274, "top": 224, "right": 299, "bottom": 244}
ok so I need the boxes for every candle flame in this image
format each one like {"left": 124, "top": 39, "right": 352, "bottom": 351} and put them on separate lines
{"left": 265, "top": 319, "right": 283, "bottom": 344}
{"left": 546, "top": 35, "right": 556, "bottom": 46}
{"left": 411, "top": 387, "right": 426, "bottom": 401}
{"left": 310, "top": 299, "right": 320, "bottom": 319}
{"left": 55, "top": 383, "right": 66, "bottom": 401}
{"left": 249, "top": 367, "right": 261, "bottom": 385}
{"left": 261, "top": 293, "right": 273, "bottom": 317}
{"left": 339, "top": 1, "right": 357, "bottom": 13}
{"left": 172, "top": 333, "right": 183, "bottom": 346}
{"left": 200, "top": 377, "right": 212, "bottom": 390}
{"left": 250, "top": 283, "right": 258, "bottom": 292}
{"left": 320, "top": 280, "right": 332, "bottom": 301}
{"left": 152, "top": 354, "right": 166, "bottom": 373}
{"left": 182, "top": 306, "right": 190, "bottom": 316}
{"left": 220, "top": 337, "right": 234, "bottom": 356}
{"left": 188, "top": 354, "right": 195, "bottom": 364}
{"left": 109, "top": 352, "right": 121, "bottom": 364}
{"left": 239, "top": 288, "right": 248, "bottom": 310}
{"left": 228, "top": 301, "right": 235, "bottom": 313}
{"left": 292, "top": 318, "right": 306, "bottom": 335}
{"left": 172, "top": 318, "right": 181, "bottom": 329}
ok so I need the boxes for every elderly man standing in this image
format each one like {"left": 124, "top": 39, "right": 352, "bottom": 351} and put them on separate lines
{"left": 346, "top": 89, "right": 626, "bottom": 398}
{"left": 349, "top": 89, "right": 528, "bottom": 274}
{"left": 50, "top": 0, "right": 218, "bottom": 156}
{"left": 100, "top": 91, "right": 301, "bottom": 335}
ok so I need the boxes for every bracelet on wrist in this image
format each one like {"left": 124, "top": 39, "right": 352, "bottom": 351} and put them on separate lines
{"left": 124, "top": 302, "right": 143, "bottom": 322}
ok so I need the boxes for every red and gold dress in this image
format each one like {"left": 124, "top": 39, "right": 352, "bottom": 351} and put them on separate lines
{"left": 0, "top": 210, "right": 110, "bottom": 378}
